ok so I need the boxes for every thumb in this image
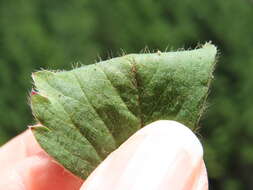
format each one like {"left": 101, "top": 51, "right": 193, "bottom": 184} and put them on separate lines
{"left": 80, "top": 120, "right": 208, "bottom": 190}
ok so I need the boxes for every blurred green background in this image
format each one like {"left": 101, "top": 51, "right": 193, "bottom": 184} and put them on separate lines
{"left": 0, "top": 0, "right": 253, "bottom": 189}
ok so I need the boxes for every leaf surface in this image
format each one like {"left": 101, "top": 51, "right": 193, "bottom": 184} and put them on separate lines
{"left": 31, "top": 43, "right": 217, "bottom": 178}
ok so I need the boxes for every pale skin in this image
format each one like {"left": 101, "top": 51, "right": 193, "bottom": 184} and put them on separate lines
{"left": 0, "top": 120, "right": 208, "bottom": 190}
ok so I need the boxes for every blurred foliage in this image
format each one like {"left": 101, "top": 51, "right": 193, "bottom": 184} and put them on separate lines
{"left": 0, "top": 0, "right": 253, "bottom": 189}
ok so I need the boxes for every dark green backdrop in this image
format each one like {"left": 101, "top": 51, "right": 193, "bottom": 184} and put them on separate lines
{"left": 1, "top": 0, "right": 253, "bottom": 189}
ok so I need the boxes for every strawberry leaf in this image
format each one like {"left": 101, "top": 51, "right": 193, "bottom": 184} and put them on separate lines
{"left": 30, "top": 43, "right": 217, "bottom": 178}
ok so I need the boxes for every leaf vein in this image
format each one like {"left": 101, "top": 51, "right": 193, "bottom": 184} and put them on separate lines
{"left": 96, "top": 64, "right": 138, "bottom": 120}
{"left": 72, "top": 72, "right": 118, "bottom": 146}
{"left": 42, "top": 79, "right": 107, "bottom": 160}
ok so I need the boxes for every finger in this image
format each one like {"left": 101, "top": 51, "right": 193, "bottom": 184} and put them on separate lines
{"left": 81, "top": 120, "right": 208, "bottom": 190}
{"left": 0, "top": 152, "right": 83, "bottom": 190}
{"left": 0, "top": 129, "right": 83, "bottom": 190}
{"left": 193, "top": 160, "right": 208, "bottom": 190}
{"left": 0, "top": 129, "right": 42, "bottom": 172}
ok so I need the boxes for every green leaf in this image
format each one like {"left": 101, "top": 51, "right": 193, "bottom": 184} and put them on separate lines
{"left": 30, "top": 43, "right": 217, "bottom": 179}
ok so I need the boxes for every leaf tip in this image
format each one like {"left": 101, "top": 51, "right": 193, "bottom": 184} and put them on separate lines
{"left": 32, "top": 70, "right": 54, "bottom": 82}
{"left": 30, "top": 89, "right": 38, "bottom": 96}
{"left": 30, "top": 124, "right": 49, "bottom": 130}
{"left": 202, "top": 42, "right": 217, "bottom": 54}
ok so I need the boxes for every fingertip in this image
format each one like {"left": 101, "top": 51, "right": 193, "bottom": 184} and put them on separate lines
{"left": 0, "top": 129, "right": 43, "bottom": 172}
{"left": 22, "top": 129, "right": 43, "bottom": 156}
{"left": 0, "top": 129, "right": 83, "bottom": 190}
{"left": 24, "top": 153, "right": 83, "bottom": 190}
{"left": 139, "top": 120, "right": 203, "bottom": 158}
{"left": 81, "top": 120, "right": 206, "bottom": 190}
{"left": 0, "top": 153, "right": 83, "bottom": 190}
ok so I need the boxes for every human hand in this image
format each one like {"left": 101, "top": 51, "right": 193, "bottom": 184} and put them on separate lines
{"left": 0, "top": 120, "right": 208, "bottom": 190}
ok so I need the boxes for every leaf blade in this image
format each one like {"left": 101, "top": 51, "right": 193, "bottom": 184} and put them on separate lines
{"left": 31, "top": 43, "right": 217, "bottom": 178}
